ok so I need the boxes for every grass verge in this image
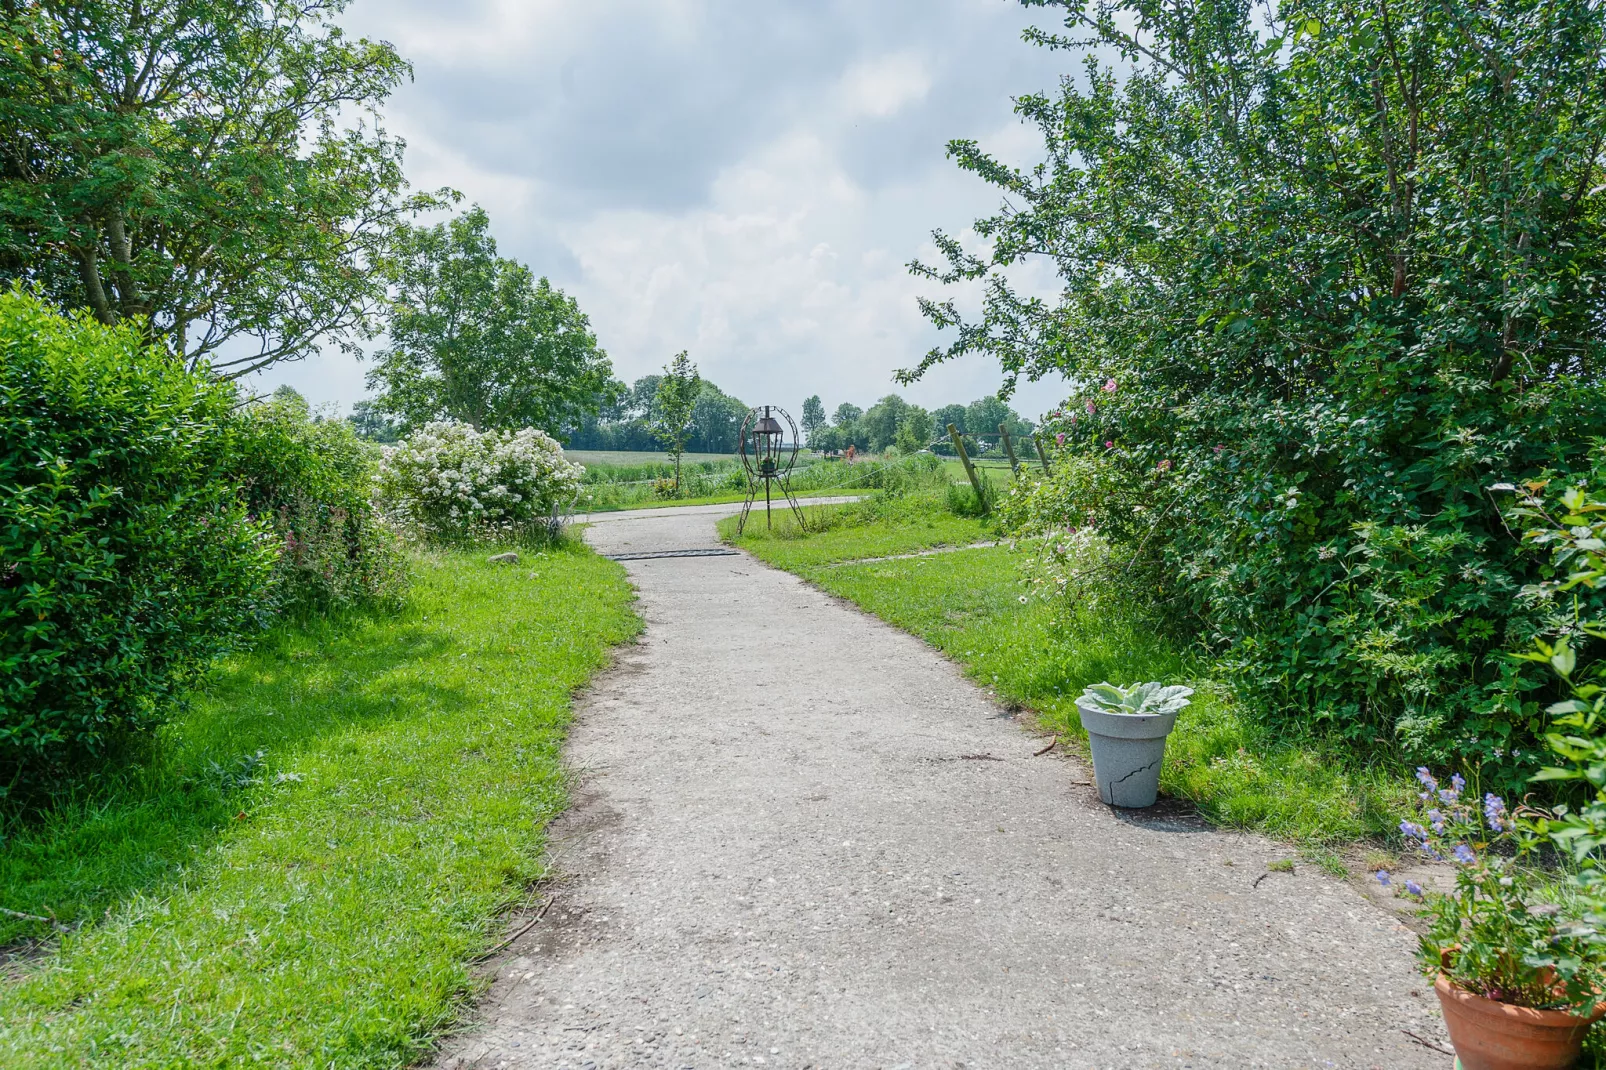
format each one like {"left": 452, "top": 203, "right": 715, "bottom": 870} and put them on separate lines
{"left": 726, "top": 504, "right": 1414, "bottom": 856}
{"left": 582, "top": 483, "right": 860, "bottom": 514}
{"left": 0, "top": 545, "right": 639, "bottom": 1067}
{"left": 716, "top": 498, "right": 989, "bottom": 568}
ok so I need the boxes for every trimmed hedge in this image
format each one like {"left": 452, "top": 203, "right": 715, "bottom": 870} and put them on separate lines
{"left": 0, "top": 291, "right": 275, "bottom": 796}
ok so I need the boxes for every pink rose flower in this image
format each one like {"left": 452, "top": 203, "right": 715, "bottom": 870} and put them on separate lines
{"left": 1056, "top": 432, "right": 1065, "bottom": 445}
{"left": 1085, "top": 400, "right": 1096, "bottom": 414}
{"left": 1104, "top": 440, "right": 1114, "bottom": 449}
{"left": 1103, "top": 378, "right": 1117, "bottom": 392}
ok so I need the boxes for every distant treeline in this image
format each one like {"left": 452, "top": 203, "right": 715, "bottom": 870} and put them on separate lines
{"left": 350, "top": 375, "right": 1036, "bottom": 458}
{"left": 563, "top": 376, "right": 749, "bottom": 454}
{"left": 802, "top": 394, "right": 1032, "bottom": 454}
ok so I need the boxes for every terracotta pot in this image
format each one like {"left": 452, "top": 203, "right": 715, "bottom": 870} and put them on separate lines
{"left": 1435, "top": 974, "right": 1603, "bottom": 1070}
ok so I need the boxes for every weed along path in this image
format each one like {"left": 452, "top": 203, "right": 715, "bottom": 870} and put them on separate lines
{"left": 437, "top": 503, "right": 1446, "bottom": 1069}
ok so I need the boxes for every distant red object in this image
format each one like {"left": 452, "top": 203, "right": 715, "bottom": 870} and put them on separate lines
{"left": 845, "top": 444, "right": 856, "bottom": 463}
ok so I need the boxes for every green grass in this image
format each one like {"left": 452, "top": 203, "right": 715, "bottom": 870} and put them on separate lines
{"left": 728, "top": 501, "right": 1414, "bottom": 854}
{"left": 581, "top": 483, "right": 861, "bottom": 515}
{"left": 0, "top": 545, "right": 639, "bottom": 1067}
{"left": 563, "top": 449, "right": 737, "bottom": 468}
{"left": 717, "top": 498, "right": 990, "bottom": 568}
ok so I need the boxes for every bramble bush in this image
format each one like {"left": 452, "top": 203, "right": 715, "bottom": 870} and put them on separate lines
{"left": 378, "top": 420, "right": 584, "bottom": 543}
{"left": 0, "top": 291, "right": 275, "bottom": 797}
{"left": 914, "top": 0, "right": 1606, "bottom": 788}
{"left": 231, "top": 393, "right": 409, "bottom": 616}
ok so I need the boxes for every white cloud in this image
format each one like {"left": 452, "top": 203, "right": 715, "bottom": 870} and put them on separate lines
{"left": 255, "top": 0, "right": 1075, "bottom": 422}
{"left": 837, "top": 53, "right": 932, "bottom": 119}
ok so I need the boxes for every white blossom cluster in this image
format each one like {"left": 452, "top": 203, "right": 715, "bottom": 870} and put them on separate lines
{"left": 378, "top": 420, "right": 584, "bottom": 541}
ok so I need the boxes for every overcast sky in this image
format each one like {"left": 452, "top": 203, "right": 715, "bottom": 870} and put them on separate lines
{"left": 255, "top": 0, "right": 1076, "bottom": 422}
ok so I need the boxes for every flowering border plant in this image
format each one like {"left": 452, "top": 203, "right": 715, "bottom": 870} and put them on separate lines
{"left": 378, "top": 420, "right": 584, "bottom": 543}
{"left": 1384, "top": 767, "right": 1602, "bottom": 1011}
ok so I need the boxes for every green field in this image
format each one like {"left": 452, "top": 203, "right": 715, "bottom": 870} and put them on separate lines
{"left": 723, "top": 492, "right": 1414, "bottom": 858}
{"left": 717, "top": 498, "right": 989, "bottom": 568}
{"left": 0, "top": 547, "right": 639, "bottom": 1067}
{"left": 563, "top": 449, "right": 738, "bottom": 468}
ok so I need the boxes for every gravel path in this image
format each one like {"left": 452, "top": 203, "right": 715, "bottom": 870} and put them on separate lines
{"left": 434, "top": 504, "right": 1448, "bottom": 1070}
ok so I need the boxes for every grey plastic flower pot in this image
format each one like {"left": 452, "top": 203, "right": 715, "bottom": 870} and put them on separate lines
{"left": 1076, "top": 701, "right": 1179, "bottom": 808}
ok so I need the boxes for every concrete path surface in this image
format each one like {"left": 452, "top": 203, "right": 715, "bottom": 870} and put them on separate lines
{"left": 434, "top": 504, "right": 1449, "bottom": 1070}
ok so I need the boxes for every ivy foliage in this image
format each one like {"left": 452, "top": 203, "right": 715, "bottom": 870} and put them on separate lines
{"left": 0, "top": 290, "right": 275, "bottom": 796}
{"left": 912, "top": 0, "right": 1606, "bottom": 784}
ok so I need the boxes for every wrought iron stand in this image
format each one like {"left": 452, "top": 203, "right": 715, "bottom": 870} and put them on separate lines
{"left": 736, "top": 404, "right": 808, "bottom": 535}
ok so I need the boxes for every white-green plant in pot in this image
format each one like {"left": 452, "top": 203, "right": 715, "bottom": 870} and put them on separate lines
{"left": 1075, "top": 682, "right": 1193, "bottom": 808}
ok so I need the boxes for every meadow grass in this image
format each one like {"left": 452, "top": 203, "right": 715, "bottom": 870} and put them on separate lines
{"left": 0, "top": 545, "right": 639, "bottom": 1067}
{"left": 563, "top": 449, "right": 737, "bottom": 468}
{"left": 726, "top": 503, "right": 1414, "bottom": 855}
{"left": 582, "top": 483, "right": 860, "bottom": 514}
{"left": 716, "top": 498, "right": 989, "bottom": 568}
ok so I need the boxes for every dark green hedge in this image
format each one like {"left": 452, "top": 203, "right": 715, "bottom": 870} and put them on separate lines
{"left": 0, "top": 291, "right": 275, "bottom": 795}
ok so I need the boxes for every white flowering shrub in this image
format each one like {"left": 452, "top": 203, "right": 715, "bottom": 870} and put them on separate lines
{"left": 378, "top": 420, "right": 584, "bottom": 542}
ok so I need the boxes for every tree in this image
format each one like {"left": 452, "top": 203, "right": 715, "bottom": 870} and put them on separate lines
{"left": 965, "top": 397, "right": 1031, "bottom": 439}
{"left": 907, "top": 0, "right": 1606, "bottom": 781}
{"left": 628, "top": 375, "right": 663, "bottom": 421}
{"left": 860, "top": 395, "right": 912, "bottom": 452}
{"left": 832, "top": 402, "right": 862, "bottom": 427}
{"left": 690, "top": 382, "right": 748, "bottom": 453}
{"left": 348, "top": 399, "right": 401, "bottom": 444}
{"left": 0, "top": 0, "right": 433, "bottom": 378}
{"left": 810, "top": 424, "right": 844, "bottom": 453}
{"left": 801, "top": 395, "right": 826, "bottom": 444}
{"left": 653, "top": 352, "right": 700, "bottom": 491}
{"left": 895, "top": 406, "right": 935, "bottom": 454}
{"left": 367, "top": 207, "right": 616, "bottom": 434}
{"left": 933, "top": 403, "right": 968, "bottom": 435}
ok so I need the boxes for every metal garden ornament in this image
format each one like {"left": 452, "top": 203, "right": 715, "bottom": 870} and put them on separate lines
{"left": 737, "top": 405, "right": 807, "bottom": 535}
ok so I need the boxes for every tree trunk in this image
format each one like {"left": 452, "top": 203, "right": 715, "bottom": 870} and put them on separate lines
{"left": 76, "top": 244, "right": 117, "bottom": 326}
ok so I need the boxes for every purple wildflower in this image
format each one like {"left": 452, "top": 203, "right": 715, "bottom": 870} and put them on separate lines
{"left": 1404, "top": 880, "right": 1424, "bottom": 897}
{"left": 1484, "top": 794, "right": 1507, "bottom": 832}
{"left": 1375, "top": 870, "right": 1390, "bottom": 886}
{"left": 1415, "top": 767, "right": 1438, "bottom": 791}
{"left": 1400, "top": 820, "right": 1429, "bottom": 843}
{"left": 1453, "top": 844, "right": 1476, "bottom": 865}
{"left": 1451, "top": 774, "right": 1466, "bottom": 793}
{"left": 1426, "top": 809, "right": 1446, "bottom": 834}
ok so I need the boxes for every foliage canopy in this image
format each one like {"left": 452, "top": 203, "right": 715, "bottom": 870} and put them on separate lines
{"left": 653, "top": 352, "right": 701, "bottom": 489}
{"left": 915, "top": 0, "right": 1606, "bottom": 782}
{"left": 0, "top": 0, "right": 431, "bottom": 377}
{"left": 367, "top": 207, "right": 616, "bottom": 434}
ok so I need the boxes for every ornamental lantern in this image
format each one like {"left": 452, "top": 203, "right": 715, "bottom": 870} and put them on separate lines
{"left": 737, "top": 404, "right": 807, "bottom": 534}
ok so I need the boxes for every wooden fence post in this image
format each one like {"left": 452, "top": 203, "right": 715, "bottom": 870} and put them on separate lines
{"left": 947, "top": 423, "right": 988, "bottom": 513}
{"left": 998, "top": 423, "right": 1021, "bottom": 474}
{"left": 1033, "top": 435, "right": 1052, "bottom": 474}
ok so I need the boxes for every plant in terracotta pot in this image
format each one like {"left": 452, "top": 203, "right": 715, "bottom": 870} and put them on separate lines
{"left": 1075, "top": 681, "right": 1192, "bottom": 808}
{"left": 1386, "top": 768, "right": 1604, "bottom": 1070}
